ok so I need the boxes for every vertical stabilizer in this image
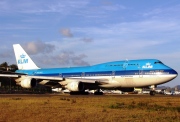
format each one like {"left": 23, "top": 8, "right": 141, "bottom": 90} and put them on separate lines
{"left": 13, "top": 44, "right": 40, "bottom": 70}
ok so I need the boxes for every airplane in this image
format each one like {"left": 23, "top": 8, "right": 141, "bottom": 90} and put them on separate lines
{"left": 0, "top": 44, "right": 178, "bottom": 95}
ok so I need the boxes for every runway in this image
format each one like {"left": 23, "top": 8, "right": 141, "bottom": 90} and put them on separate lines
{"left": 0, "top": 93, "right": 179, "bottom": 98}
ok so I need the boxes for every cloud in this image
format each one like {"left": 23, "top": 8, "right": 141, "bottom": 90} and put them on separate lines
{"left": 0, "top": 0, "right": 89, "bottom": 14}
{"left": 80, "top": 38, "right": 93, "bottom": 43}
{"left": 0, "top": 51, "right": 12, "bottom": 58}
{"left": 60, "top": 28, "right": 73, "bottom": 37}
{"left": 74, "top": 19, "right": 180, "bottom": 41}
{"left": 0, "top": 1, "right": 8, "bottom": 11}
{"left": 36, "top": 51, "right": 89, "bottom": 67}
{"left": 54, "top": 51, "right": 89, "bottom": 66}
{"left": 142, "top": 4, "right": 180, "bottom": 19}
{"left": 0, "top": 45, "right": 13, "bottom": 58}
{"left": 71, "top": 54, "right": 89, "bottom": 66}
{"left": 22, "top": 41, "right": 55, "bottom": 55}
{"left": 75, "top": 1, "right": 126, "bottom": 19}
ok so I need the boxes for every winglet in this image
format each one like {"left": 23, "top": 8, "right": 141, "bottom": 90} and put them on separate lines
{"left": 13, "top": 44, "right": 40, "bottom": 70}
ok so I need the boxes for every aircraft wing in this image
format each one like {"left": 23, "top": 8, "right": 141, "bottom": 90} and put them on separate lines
{"left": 0, "top": 74, "right": 19, "bottom": 77}
{"left": 65, "top": 78, "right": 109, "bottom": 84}
{"left": 0, "top": 73, "right": 109, "bottom": 89}
{"left": 0, "top": 73, "right": 63, "bottom": 80}
{"left": 28, "top": 76, "right": 63, "bottom": 80}
{"left": 0, "top": 73, "right": 109, "bottom": 84}
{"left": 0, "top": 73, "right": 64, "bottom": 88}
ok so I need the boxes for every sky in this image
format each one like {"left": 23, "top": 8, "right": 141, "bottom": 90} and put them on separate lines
{"left": 0, "top": 0, "right": 180, "bottom": 87}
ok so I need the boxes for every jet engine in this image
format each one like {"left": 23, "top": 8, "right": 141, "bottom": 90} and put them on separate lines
{"left": 65, "top": 81, "right": 84, "bottom": 92}
{"left": 20, "top": 78, "right": 37, "bottom": 88}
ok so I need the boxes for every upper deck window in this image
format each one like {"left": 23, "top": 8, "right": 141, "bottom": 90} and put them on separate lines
{"left": 106, "top": 64, "right": 123, "bottom": 67}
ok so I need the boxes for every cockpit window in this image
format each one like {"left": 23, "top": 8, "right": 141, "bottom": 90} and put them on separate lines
{"left": 154, "top": 61, "right": 163, "bottom": 64}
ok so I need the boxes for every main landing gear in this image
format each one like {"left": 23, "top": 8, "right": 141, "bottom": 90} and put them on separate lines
{"left": 150, "top": 90, "right": 156, "bottom": 96}
{"left": 94, "top": 89, "right": 103, "bottom": 95}
{"left": 149, "top": 85, "right": 156, "bottom": 96}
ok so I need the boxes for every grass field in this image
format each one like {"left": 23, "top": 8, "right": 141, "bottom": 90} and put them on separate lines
{"left": 0, "top": 94, "right": 180, "bottom": 122}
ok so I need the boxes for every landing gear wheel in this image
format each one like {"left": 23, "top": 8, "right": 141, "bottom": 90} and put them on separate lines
{"left": 94, "top": 89, "right": 103, "bottom": 95}
{"left": 150, "top": 91, "right": 155, "bottom": 96}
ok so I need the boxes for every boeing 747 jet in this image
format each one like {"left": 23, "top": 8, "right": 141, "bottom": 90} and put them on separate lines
{"left": 0, "top": 44, "right": 178, "bottom": 95}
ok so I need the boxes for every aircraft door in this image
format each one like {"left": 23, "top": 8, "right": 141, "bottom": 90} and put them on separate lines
{"left": 112, "top": 71, "right": 115, "bottom": 80}
{"left": 139, "top": 70, "right": 143, "bottom": 77}
{"left": 123, "top": 60, "right": 128, "bottom": 70}
{"left": 81, "top": 72, "right": 85, "bottom": 79}
{"left": 138, "top": 64, "right": 143, "bottom": 78}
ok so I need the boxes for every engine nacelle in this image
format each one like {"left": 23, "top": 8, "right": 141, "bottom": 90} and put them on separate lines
{"left": 20, "top": 78, "right": 37, "bottom": 88}
{"left": 65, "top": 81, "right": 84, "bottom": 92}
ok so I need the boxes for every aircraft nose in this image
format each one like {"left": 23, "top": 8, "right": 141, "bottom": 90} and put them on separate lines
{"left": 172, "top": 69, "right": 178, "bottom": 78}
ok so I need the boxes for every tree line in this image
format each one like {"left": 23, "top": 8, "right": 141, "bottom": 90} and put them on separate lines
{"left": 0, "top": 62, "right": 52, "bottom": 94}
{"left": 0, "top": 62, "right": 18, "bottom": 72}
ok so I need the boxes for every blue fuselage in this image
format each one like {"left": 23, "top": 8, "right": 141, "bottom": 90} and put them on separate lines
{"left": 15, "top": 59, "right": 177, "bottom": 79}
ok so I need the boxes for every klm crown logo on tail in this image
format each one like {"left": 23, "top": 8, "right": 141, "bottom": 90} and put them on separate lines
{"left": 18, "top": 54, "right": 28, "bottom": 64}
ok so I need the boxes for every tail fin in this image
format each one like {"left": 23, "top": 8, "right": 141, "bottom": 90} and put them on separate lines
{"left": 13, "top": 44, "right": 40, "bottom": 70}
